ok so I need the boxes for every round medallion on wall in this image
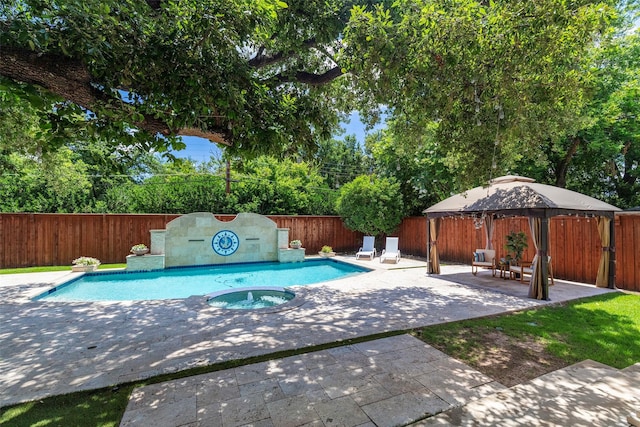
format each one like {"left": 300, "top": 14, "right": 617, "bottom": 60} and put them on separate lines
{"left": 212, "top": 230, "right": 240, "bottom": 256}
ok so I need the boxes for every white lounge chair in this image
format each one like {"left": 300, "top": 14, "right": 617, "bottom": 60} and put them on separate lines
{"left": 356, "top": 236, "right": 376, "bottom": 260}
{"left": 380, "top": 237, "right": 401, "bottom": 263}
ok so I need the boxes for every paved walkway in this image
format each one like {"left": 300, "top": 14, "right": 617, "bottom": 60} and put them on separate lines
{"left": 120, "top": 334, "right": 506, "bottom": 426}
{"left": 120, "top": 341, "right": 640, "bottom": 427}
{"left": 0, "top": 258, "right": 615, "bottom": 410}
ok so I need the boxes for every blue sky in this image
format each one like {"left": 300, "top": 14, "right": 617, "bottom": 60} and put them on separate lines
{"left": 170, "top": 112, "right": 385, "bottom": 161}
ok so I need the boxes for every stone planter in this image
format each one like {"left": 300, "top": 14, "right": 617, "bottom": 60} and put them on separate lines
{"left": 290, "top": 244, "right": 301, "bottom": 249}
{"left": 318, "top": 251, "right": 336, "bottom": 258}
{"left": 72, "top": 264, "right": 98, "bottom": 272}
{"left": 132, "top": 248, "right": 149, "bottom": 256}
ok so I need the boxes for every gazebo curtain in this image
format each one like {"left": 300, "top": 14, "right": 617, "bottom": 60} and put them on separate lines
{"left": 527, "top": 217, "right": 550, "bottom": 300}
{"left": 595, "top": 216, "right": 611, "bottom": 288}
{"left": 429, "top": 218, "right": 441, "bottom": 274}
{"left": 483, "top": 215, "right": 495, "bottom": 250}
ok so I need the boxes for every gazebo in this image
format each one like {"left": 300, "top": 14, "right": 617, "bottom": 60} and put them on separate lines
{"left": 423, "top": 176, "right": 621, "bottom": 300}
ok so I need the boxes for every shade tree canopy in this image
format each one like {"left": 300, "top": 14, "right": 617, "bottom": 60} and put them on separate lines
{"left": 2, "top": 0, "right": 639, "bottom": 205}
{"left": 312, "top": 135, "right": 372, "bottom": 190}
{"left": 343, "top": 0, "right": 629, "bottom": 185}
{"left": 0, "top": 0, "right": 366, "bottom": 156}
{"left": 365, "top": 117, "right": 459, "bottom": 216}
{"left": 508, "top": 30, "right": 640, "bottom": 208}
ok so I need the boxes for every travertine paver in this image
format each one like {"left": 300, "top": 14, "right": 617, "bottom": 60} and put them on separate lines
{"left": 362, "top": 390, "right": 448, "bottom": 426}
{"left": 415, "top": 360, "right": 640, "bottom": 426}
{"left": 0, "top": 261, "right": 614, "bottom": 408}
{"left": 120, "top": 334, "right": 500, "bottom": 426}
{"left": 313, "top": 395, "right": 370, "bottom": 426}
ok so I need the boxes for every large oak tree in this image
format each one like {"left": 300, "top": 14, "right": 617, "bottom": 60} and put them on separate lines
{"left": 1, "top": 0, "right": 358, "bottom": 156}
{"left": 2, "top": 0, "right": 636, "bottom": 189}
{"left": 343, "top": 0, "right": 628, "bottom": 185}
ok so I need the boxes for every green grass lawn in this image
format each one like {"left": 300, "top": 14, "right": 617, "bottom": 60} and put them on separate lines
{"left": 1, "top": 293, "right": 638, "bottom": 426}
{"left": 0, "top": 264, "right": 126, "bottom": 274}
{"left": 418, "top": 292, "right": 640, "bottom": 369}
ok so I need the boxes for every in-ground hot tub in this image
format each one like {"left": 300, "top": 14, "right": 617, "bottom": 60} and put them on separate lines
{"left": 206, "top": 287, "right": 296, "bottom": 310}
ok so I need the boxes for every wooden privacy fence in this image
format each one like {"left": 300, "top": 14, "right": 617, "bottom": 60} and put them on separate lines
{"left": 0, "top": 213, "right": 362, "bottom": 268}
{"left": 1, "top": 213, "right": 638, "bottom": 291}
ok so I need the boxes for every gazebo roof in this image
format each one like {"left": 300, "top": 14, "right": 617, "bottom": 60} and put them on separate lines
{"left": 424, "top": 175, "right": 621, "bottom": 219}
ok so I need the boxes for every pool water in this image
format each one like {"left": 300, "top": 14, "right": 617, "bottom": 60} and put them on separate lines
{"left": 35, "top": 260, "right": 368, "bottom": 302}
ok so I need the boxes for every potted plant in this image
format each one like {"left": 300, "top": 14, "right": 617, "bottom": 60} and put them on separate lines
{"left": 72, "top": 256, "right": 101, "bottom": 272}
{"left": 289, "top": 240, "right": 302, "bottom": 249}
{"left": 504, "top": 231, "right": 528, "bottom": 266}
{"left": 318, "top": 245, "right": 336, "bottom": 257}
{"left": 130, "top": 243, "right": 149, "bottom": 256}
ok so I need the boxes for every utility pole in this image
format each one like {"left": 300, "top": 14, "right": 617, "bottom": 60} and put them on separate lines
{"left": 225, "top": 159, "right": 231, "bottom": 194}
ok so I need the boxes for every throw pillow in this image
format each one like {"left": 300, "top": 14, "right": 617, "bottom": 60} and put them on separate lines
{"left": 478, "top": 252, "right": 485, "bottom": 262}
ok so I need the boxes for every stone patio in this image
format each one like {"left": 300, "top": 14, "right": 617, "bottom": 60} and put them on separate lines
{"left": 0, "top": 257, "right": 618, "bottom": 422}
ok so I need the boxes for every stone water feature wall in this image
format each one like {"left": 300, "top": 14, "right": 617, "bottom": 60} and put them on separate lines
{"left": 126, "top": 212, "right": 304, "bottom": 271}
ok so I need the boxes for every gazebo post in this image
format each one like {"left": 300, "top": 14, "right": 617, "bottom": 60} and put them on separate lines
{"left": 540, "top": 217, "right": 550, "bottom": 300}
{"left": 608, "top": 217, "right": 616, "bottom": 289}
{"left": 426, "top": 216, "right": 431, "bottom": 274}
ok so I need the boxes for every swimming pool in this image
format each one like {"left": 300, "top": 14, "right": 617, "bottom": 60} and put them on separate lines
{"left": 35, "top": 259, "right": 369, "bottom": 302}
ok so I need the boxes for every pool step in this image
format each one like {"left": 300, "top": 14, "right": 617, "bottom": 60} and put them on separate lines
{"left": 414, "top": 360, "right": 640, "bottom": 426}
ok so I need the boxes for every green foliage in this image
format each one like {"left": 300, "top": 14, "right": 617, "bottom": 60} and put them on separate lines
{"left": 132, "top": 173, "right": 205, "bottom": 213}
{"left": 0, "top": 149, "right": 96, "bottom": 213}
{"left": 510, "top": 30, "right": 640, "bottom": 209}
{"left": 0, "top": 79, "right": 45, "bottom": 154}
{"left": 313, "top": 135, "right": 372, "bottom": 190}
{"left": 568, "top": 32, "right": 640, "bottom": 208}
{"left": 2, "top": 0, "right": 638, "bottom": 210}
{"left": 365, "top": 117, "right": 459, "bottom": 215}
{"left": 106, "top": 171, "right": 232, "bottom": 214}
{"left": 504, "top": 231, "right": 529, "bottom": 265}
{"left": 233, "top": 157, "right": 335, "bottom": 215}
{"left": 0, "top": 140, "right": 158, "bottom": 213}
{"left": 103, "top": 156, "right": 337, "bottom": 215}
{"left": 0, "top": 78, "right": 82, "bottom": 154}
{"left": 0, "top": 0, "right": 351, "bottom": 157}
{"left": 335, "top": 174, "right": 403, "bottom": 236}
{"left": 343, "top": 0, "right": 619, "bottom": 185}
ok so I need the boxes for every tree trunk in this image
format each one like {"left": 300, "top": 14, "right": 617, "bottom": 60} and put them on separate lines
{"left": 555, "top": 136, "right": 581, "bottom": 188}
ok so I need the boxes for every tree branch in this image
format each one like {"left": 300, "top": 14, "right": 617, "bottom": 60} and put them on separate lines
{"left": 145, "top": 0, "right": 162, "bottom": 10}
{"left": 248, "top": 39, "right": 317, "bottom": 69}
{"left": 555, "top": 136, "right": 581, "bottom": 188}
{"left": 0, "top": 47, "right": 232, "bottom": 145}
{"left": 178, "top": 127, "right": 229, "bottom": 145}
{"left": 1, "top": 47, "right": 95, "bottom": 107}
{"left": 271, "top": 66, "right": 344, "bottom": 86}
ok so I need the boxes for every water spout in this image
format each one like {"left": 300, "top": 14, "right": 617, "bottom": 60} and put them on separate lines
{"left": 247, "top": 291, "right": 253, "bottom": 302}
